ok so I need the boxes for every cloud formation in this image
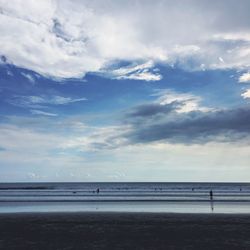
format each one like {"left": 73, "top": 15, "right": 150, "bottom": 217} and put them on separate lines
{"left": 1, "top": 0, "right": 250, "bottom": 79}
{"left": 239, "top": 72, "right": 250, "bottom": 83}
{"left": 130, "top": 108, "right": 250, "bottom": 144}
{"left": 30, "top": 109, "right": 58, "bottom": 116}
{"left": 26, "top": 95, "right": 87, "bottom": 105}
{"left": 152, "top": 90, "right": 213, "bottom": 113}
{"left": 103, "top": 61, "right": 162, "bottom": 81}
{"left": 62, "top": 90, "right": 250, "bottom": 150}
{"left": 8, "top": 95, "right": 87, "bottom": 108}
{"left": 241, "top": 89, "right": 250, "bottom": 99}
{"left": 126, "top": 102, "right": 179, "bottom": 118}
{"left": 20, "top": 72, "right": 36, "bottom": 83}
{"left": 124, "top": 95, "right": 250, "bottom": 145}
{"left": 55, "top": 90, "right": 250, "bottom": 150}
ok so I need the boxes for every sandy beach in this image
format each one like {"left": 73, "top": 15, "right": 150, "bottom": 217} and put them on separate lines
{"left": 0, "top": 212, "right": 250, "bottom": 249}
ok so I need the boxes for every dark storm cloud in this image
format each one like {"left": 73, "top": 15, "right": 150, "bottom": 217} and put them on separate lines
{"left": 124, "top": 104, "right": 250, "bottom": 144}
{"left": 126, "top": 102, "right": 181, "bottom": 118}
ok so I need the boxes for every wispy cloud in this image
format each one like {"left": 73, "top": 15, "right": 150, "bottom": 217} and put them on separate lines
{"left": 1, "top": 121, "right": 249, "bottom": 182}
{"left": 8, "top": 95, "right": 87, "bottom": 108}
{"left": 21, "top": 72, "right": 35, "bottom": 83}
{"left": 26, "top": 95, "right": 87, "bottom": 105}
{"left": 62, "top": 125, "right": 130, "bottom": 152}
{"left": 30, "top": 109, "right": 58, "bottom": 117}
{"left": 0, "top": 124, "right": 63, "bottom": 152}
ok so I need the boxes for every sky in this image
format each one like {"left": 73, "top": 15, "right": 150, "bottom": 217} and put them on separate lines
{"left": 0, "top": 0, "right": 250, "bottom": 182}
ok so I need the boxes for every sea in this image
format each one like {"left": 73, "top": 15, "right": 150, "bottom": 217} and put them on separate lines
{"left": 0, "top": 182, "right": 250, "bottom": 213}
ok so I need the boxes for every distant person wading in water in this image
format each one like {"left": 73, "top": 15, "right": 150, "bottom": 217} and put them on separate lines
{"left": 209, "top": 190, "right": 213, "bottom": 201}
{"left": 209, "top": 190, "right": 214, "bottom": 211}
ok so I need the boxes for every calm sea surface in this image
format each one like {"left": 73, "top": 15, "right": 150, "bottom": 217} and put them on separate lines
{"left": 0, "top": 182, "right": 250, "bottom": 213}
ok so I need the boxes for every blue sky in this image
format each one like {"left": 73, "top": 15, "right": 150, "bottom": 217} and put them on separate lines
{"left": 0, "top": 0, "right": 250, "bottom": 182}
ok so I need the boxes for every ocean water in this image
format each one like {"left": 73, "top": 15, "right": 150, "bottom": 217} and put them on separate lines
{"left": 0, "top": 182, "right": 250, "bottom": 213}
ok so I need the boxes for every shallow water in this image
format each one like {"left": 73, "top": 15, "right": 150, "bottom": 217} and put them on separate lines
{"left": 0, "top": 182, "right": 250, "bottom": 213}
{"left": 1, "top": 201, "right": 250, "bottom": 213}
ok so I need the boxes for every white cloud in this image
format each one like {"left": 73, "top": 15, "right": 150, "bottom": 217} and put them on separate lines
{"left": 30, "top": 109, "right": 58, "bottom": 116}
{"left": 239, "top": 72, "right": 250, "bottom": 83}
{"left": 27, "top": 95, "right": 87, "bottom": 105}
{"left": 218, "top": 57, "right": 224, "bottom": 63}
{"left": 241, "top": 89, "right": 250, "bottom": 99}
{"left": 152, "top": 89, "right": 213, "bottom": 113}
{"left": 0, "top": 0, "right": 166, "bottom": 79}
{"left": 1, "top": 0, "right": 250, "bottom": 80}
{"left": 122, "top": 71, "right": 162, "bottom": 81}
{"left": 21, "top": 72, "right": 35, "bottom": 83}
{"left": 62, "top": 125, "right": 130, "bottom": 152}
{"left": 8, "top": 95, "right": 87, "bottom": 108}
{"left": 103, "top": 61, "right": 162, "bottom": 81}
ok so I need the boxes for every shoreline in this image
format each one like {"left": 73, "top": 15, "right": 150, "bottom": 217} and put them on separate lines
{"left": 1, "top": 212, "right": 250, "bottom": 249}
{"left": 2, "top": 210, "right": 250, "bottom": 215}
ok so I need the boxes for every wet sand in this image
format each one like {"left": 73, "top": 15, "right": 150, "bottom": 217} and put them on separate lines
{"left": 0, "top": 212, "right": 250, "bottom": 249}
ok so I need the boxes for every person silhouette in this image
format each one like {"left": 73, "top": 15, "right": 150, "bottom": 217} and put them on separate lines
{"left": 96, "top": 188, "right": 100, "bottom": 194}
{"left": 209, "top": 190, "right": 213, "bottom": 200}
{"left": 209, "top": 190, "right": 214, "bottom": 212}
